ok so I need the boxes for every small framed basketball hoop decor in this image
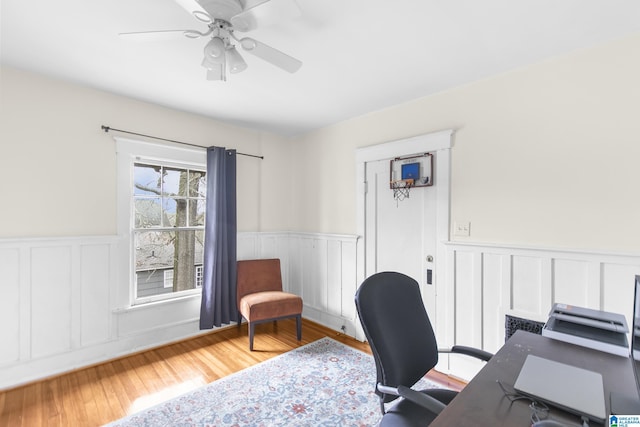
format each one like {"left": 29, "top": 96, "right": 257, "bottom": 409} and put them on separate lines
{"left": 389, "top": 153, "right": 433, "bottom": 204}
{"left": 391, "top": 179, "right": 413, "bottom": 203}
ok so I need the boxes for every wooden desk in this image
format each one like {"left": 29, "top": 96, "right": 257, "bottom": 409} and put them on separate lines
{"left": 430, "top": 330, "right": 636, "bottom": 427}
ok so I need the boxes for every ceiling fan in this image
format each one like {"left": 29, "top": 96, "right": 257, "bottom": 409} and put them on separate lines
{"left": 121, "top": 0, "right": 303, "bottom": 81}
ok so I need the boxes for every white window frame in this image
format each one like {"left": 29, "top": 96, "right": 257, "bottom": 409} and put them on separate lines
{"left": 115, "top": 137, "right": 207, "bottom": 307}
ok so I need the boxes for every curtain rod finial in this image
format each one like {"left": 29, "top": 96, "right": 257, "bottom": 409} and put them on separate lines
{"left": 101, "top": 125, "right": 110, "bottom": 133}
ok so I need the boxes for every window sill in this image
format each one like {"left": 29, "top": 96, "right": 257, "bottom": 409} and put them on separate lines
{"left": 113, "top": 291, "right": 202, "bottom": 314}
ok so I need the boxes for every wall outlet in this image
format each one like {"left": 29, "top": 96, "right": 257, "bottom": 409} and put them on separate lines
{"left": 454, "top": 221, "right": 471, "bottom": 237}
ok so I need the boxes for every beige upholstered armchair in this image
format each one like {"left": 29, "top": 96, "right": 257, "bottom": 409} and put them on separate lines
{"left": 236, "top": 259, "right": 303, "bottom": 350}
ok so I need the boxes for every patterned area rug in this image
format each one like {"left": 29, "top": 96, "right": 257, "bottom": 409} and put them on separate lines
{"left": 106, "top": 337, "right": 446, "bottom": 427}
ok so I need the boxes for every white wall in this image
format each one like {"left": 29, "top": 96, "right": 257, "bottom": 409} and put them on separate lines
{"left": 0, "top": 66, "right": 292, "bottom": 237}
{"left": 256, "top": 132, "right": 295, "bottom": 231}
{"left": 291, "top": 33, "right": 640, "bottom": 253}
{"left": 4, "top": 34, "right": 638, "bottom": 257}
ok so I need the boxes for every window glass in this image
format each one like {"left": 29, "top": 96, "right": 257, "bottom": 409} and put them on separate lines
{"left": 133, "top": 163, "right": 206, "bottom": 301}
{"left": 134, "top": 164, "right": 162, "bottom": 195}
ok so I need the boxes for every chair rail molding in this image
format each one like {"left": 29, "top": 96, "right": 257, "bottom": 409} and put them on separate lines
{"left": 0, "top": 231, "right": 360, "bottom": 390}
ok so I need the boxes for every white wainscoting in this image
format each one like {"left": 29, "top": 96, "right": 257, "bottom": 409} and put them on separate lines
{"left": 7, "top": 234, "right": 633, "bottom": 388}
{"left": 0, "top": 232, "right": 359, "bottom": 390}
{"left": 440, "top": 242, "right": 640, "bottom": 380}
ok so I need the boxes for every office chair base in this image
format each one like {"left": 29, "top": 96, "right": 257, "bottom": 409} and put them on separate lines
{"left": 380, "top": 389, "right": 456, "bottom": 427}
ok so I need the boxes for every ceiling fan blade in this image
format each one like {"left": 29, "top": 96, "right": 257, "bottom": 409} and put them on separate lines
{"left": 119, "top": 30, "right": 201, "bottom": 41}
{"left": 239, "top": 37, "right": 301, "bottom": 73}
{"left": 232, "top": 0, "right": 300, "bottom": 32}
{"left": 175, "top": 0, "right": 212, "bottom": 23}
{"left": 230, "top": 1, "right": 266, "bottom": 32}
{"left": 240, "top": 0, "right": 271, "bottom": 9}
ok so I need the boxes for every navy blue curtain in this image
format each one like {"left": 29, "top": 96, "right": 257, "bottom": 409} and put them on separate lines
{"left": 200, "top": 146, "right": 238, "bottom": 329}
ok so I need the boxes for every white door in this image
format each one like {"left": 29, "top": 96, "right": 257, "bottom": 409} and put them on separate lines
{"left": 355, "top": 130, "right": 453, "bottom": 344}
{"left": 364, "top": 157, "right": 438, "bottom": 318}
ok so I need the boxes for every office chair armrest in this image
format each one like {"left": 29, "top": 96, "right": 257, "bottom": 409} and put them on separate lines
{"left": 439, "top": 345, "right": 492, "bottom": 362}
{"left": 377, "top": 384, "right": 447, "bottom": 415}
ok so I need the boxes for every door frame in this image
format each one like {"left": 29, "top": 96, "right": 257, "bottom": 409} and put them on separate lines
{"left": 354, "top": 129, "right": 454, "bottom": 341}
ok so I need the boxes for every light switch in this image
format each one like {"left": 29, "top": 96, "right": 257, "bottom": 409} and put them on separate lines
{"left": 454, "top": 221, "right": 471, "bottom": 237}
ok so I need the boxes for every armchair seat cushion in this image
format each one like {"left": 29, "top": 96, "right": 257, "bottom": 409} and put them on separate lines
{"left": 239, "top": 291, "right": 303, "bottom": 322}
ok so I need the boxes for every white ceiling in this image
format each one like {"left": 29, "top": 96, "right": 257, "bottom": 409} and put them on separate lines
{"left": 2, "top": 0, "right": 640, "bottom": 136}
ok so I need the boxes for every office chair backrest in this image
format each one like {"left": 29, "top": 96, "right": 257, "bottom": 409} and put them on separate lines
{"left": 355, "top": 272, "right": 439, "bottom": 403}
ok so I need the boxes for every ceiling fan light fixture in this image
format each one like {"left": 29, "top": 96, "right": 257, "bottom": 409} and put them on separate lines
{"left": 226, "top": 46, "right": 247, "bottom": 73}
{"left": 125, "top": 0, "right": 304, "bottom": 81}
{"left": 206, "top": 65, "right": 225, "bottom": 81}
{"left": 203, "top": 52, "right": 226, "bottom": 81}
{"left": 204, "top": 36, "right": 225, "bottom": 59}
{"left": 201, "top": 56, "right": 215, "bottom": 69}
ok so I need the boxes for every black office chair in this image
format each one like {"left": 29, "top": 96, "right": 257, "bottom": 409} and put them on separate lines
{"left": 355, "top": 271, "right": 492, "bottom": 426}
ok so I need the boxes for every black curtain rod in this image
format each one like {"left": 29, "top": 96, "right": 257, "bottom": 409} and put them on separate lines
{"left": 101, "top": 125, "right": 264, "bottom": 159}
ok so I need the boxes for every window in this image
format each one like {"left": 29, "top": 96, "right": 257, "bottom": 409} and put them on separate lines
{"left": 133, "top": 162, "right": 206, "bottom": 301}
{"left": 195, "top": 265, "right": 204, "bottom": 288}
{"left": 163, "top": 270, "right": 174, "bottom": 289}
{"left": 116, "top": 138, "right": 207, "bottom": 306}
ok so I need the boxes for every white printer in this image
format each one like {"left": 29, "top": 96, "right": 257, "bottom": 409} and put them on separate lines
{"left": 542, "top": 303, "right": 629, "bottom": 356}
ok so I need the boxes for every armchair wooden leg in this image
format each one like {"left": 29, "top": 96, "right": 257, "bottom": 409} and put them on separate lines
{"left": 249, "top": 322, "right": 255, "bottom": 351}
{"left": 296, "top": 314, "right": 302, "bottom": 341}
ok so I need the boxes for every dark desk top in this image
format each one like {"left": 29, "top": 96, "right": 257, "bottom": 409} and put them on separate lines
{"left": 430, "top": 330, "right": 636, "bottom": 427}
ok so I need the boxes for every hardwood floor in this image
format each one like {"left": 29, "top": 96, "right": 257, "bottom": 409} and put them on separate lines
{"left": 0, "top": 319, "right": 464, "bottom": 426}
